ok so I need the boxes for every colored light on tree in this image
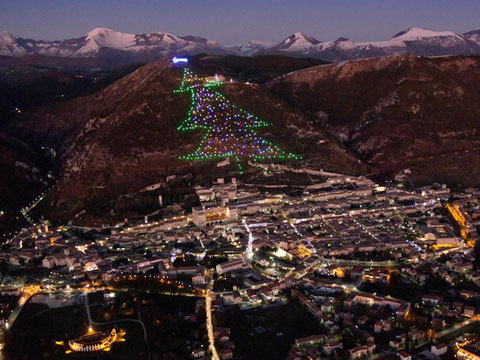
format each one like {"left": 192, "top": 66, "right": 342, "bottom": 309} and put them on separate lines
{"left": 174, "top": 68, "right": 300, "bottom": 174}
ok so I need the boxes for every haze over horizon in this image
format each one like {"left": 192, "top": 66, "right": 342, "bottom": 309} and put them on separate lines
{"left": 1, "top": 0, "right": 480, "bottom": 45}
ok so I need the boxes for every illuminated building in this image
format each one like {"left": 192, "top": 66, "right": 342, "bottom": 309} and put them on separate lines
{"left": 192, "top": 204, "right": 238, "bottom": 227}
{"left": 295, "top": 334, "right": 326, "bottom": 347}
{"left": 446, "top": 203, "right": 466, "bottom": 227}
{"left": 397, "top": 351, "right": 411, "bottom": 360}
{"left": 61, "top": 328, "right": 125, "bottom": 353}
{"left": 435, "top": 228, "right": 461, "bottom": 246}
{"left": 216, "top": 259, "right": 246, "bottom": 275}
{"left": 446, "top": 202, "right": 475, "bottom": 245}
{"left": 458, "top": 340, "right": 480, "bottom": 360}
{"left": 362, "top": 269, "right": 389, "bottom": 284}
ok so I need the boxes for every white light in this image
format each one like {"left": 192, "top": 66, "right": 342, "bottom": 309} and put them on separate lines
{"left": 172, "top": 57, "right": 188, "bottom": 64}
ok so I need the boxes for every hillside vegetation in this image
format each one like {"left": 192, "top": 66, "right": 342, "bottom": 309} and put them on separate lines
{"left": 270, "top": 55, "right": 480, "bottom": 186}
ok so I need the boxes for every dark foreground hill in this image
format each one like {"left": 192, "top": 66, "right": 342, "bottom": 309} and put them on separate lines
{"left": 0, "top": 131, "right": 53, "bottom": 237}
{"left": 3, "top": 54, "right": 480, "bottom": 231}
{"left": 3, "top": 56, "right": 362, "bottom": 227}
{"left": 0, "top": 63, "right": 141, "bottom": 123}
{"left": 269, "top": 54, "right": 480, "bottom": 187}
{"left": 191, "top": 55, "right": 327, "bottom": 83}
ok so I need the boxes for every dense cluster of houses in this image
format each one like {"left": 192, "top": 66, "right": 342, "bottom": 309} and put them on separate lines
{"left": 1, "top": 170, "right": 480, "bottom": 359}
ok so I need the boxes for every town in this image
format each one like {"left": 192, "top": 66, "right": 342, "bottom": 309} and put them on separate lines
{"left": 1, "top": 166, "right": 480, "bottom": 360}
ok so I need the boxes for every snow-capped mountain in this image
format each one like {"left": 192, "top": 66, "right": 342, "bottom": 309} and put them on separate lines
{"left": 0, "top": 27, "right": 228, "bottom": 61}
{"left": 269, "top": 32, "right": 321, "bottom": 53}
{"left": 78, "top": 28, "right": 136, "bottom": 55}
{"left": 464, "top": 29, "right": 480, "bottom": 45}
{"left": 227, "top": 40, "right": 274, "bottom": 56}
{"left": 2, "top": 27, "right": 480, "bottom": 65}
{"left": 0, "top": 31, "right": 28, "bottom": 56}
{"left": 264, "top": 27, "right": 480, "bottom": 61}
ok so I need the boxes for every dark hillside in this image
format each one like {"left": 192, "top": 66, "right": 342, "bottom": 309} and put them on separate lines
{"left": 269, "top": 55, "right": 480, "bottom": 186}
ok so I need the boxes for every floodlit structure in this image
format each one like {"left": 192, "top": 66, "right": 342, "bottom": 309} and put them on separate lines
{"left": 458, "top": 340, "right": 480, "bottom": 360}
{"left": 192, "top": 204, "right": 238, "bottom": 227}
{"left": 65, "top": 328, "right": 125, "bottom": 352}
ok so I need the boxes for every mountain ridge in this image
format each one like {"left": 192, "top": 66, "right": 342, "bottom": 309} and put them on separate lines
{"left": 3, "top": 26, "right": 480, "bottom": 64}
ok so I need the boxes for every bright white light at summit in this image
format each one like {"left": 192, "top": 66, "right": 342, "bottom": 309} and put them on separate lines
{"left": 172, "top": 57, "right": 188, "bottom": 64}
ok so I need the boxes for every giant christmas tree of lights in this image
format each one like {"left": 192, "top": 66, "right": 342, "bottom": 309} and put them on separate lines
{"left": 174, "top": 68, "right": 300, "bottom": 173}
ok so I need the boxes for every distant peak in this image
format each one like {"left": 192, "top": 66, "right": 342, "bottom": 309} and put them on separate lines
{"left": 283, "top": 32, "right": 320, "bottom": 45}
{"left": 0, "top": 31, "right": 16, "bottom": 42}
{"left": 392, "top": 27, "right": 460, "bottom": 40}
{"left": 87, "top": 27, "right": 113, "bottom": 35}
{"left": 248, "top": 40, "right": 274, "bottom": 45}
{"left": 293, "top": 32, "right": 319, "bottom": 42}
{"left": 85, "top": 27, "right": 132, "bottom": 39}
{"left": 293, "top": 32, "right": 307, "bottom": 37}
{"left": 81, "top": 27, "right": 136, "bottom": 53}
{"left": 463, "top": 28, "right": 480, "bottom": 36}
{"left": 0, "top": 30, "right": 14, "bottom": 37}
{"left": 179, "top": 35, "right": 208, "bottom": 44}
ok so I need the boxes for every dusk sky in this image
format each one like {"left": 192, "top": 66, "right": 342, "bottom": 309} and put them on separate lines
{"left": 2, "top": 0, "right": 480, "bottom": 44}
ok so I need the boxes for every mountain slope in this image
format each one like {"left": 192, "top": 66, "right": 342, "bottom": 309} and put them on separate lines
{"left": 269, "top": 54, "right": 480, "bottom": 185}
{"left": 0, "top": 131, "right": 53, "bottom": 237}
{"left": 6, "top": 57, "right": 364, "bottom": 225}
{"left": 226, "top": 41, "right": 274, "bottom": 56}
{"left": 464, "top": 29, "right": 480, "bottom": 44}
{"left": 0, "top": 31, "right": 28, "bottom": 56}
{"left": 268, "top": 32, "right": 321, "bottom": 53}
{"left": 193, "top": 55, "right": 328, "bottom": 83}
{"left": 0, "top": 64, "right": 140, "bottom": 124}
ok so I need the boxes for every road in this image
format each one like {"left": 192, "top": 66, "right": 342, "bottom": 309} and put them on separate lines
{"left": 317, "top": 257, "right": 398, "bottom": 267}
{"left": 243, "top": 222, "right": 254, "bottom": 261}
{"left": 282, "top": 211, "right": 316, "bottom": 255}
{"left": 205, "top": 269, "right": 220, "bottom": 360}
{"left": 83, "top": 290, "right": 150, "bottom": 357}
{"left": 20, "top": 187, "right": 52, "bottom": 225}
{"left": 206, "top": 289, "right": 220, "bottom": 360}
{"left": 435, "top": 316, "right": 480, "bottom": 341}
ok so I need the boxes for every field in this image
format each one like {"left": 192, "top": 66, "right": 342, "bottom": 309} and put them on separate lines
{"left": 217, "top": 301, "right": 324, "bottom": 359}
{"left": 5, "top": 296, "right": 89, "bottom": 359}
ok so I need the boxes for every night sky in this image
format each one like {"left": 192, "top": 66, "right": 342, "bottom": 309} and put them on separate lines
{"left": 2, "top": 0, "right": 480, "bottom": 44}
